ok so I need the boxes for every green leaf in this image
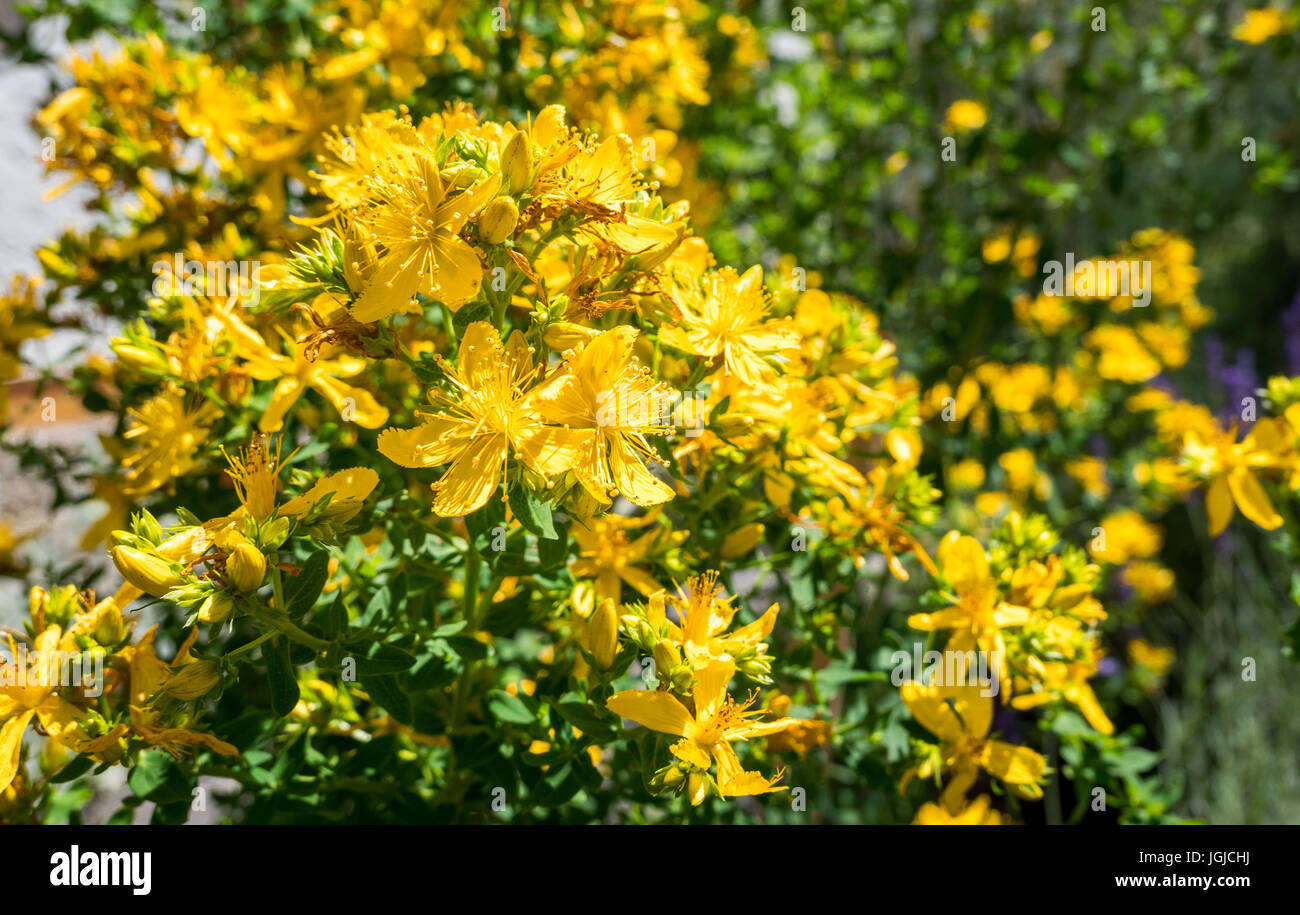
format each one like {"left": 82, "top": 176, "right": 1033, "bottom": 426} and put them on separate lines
{"left": 353, "top": 642, "right": 418, "bottom": 675}
{"left": 509, "top": 484, "right": 558, "bottom": 539}
{"left": 361, "top": 674, "right": 413, "bottom": 725}
{"left": 487, "top": 690, "right": 537, "bottom": 725}
{"left": 538, "top": 519, "right": 570, "bottom": 568}
{"left": 554, "top": 700, "right": 615, "bottom": 738}
{"left": 265, "top": 636, "right": 301, "bottom": 718}
{"left": 285, "top": 550, "right": 330, "bottom": 618}
{"left": 49, "top": 755, "right": 94, "bottom": 784}
{"left": 127, "top": 750, "right": 191, "bottom": 804}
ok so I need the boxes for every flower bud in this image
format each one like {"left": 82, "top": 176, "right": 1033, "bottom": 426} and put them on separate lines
{"left": 440, "top": 162, "right": 485, "bottom": 189}
{"left": 134, "top": 509, "right": 164, "bottom": 545}
{"left": 652, "top": 640, "right": 681, "bottom": 675}
{"left": 198, "top": 592, "right": 234, "bottom": 625}
{"left": 714, "top": 413, "right": 755, "bottom": 438}
{"left": 164, "top": 660, "right": 221, "bottom": 700}
{"left": 587, "top": 599, "right": 619, "bottom": 670}
{"left": 622, "top": 615, "right": 657, "bottom": 652}
{"left": 111, "top": 546, "right": 185, "bottom": 598}
{"left": 90, "top": 602, "right": 128, "bottom": 646}
{"left": 226, "top": 542, "right": 266, "bottom": 592}
{"left": 111, "top": 343, "right": 168, "bottom": 374}
{"left": 478, "top": 197, "right": 519, "bottom": 244}
{"left": 501, "top": 131, "right": 533, "bottom": 194}
{"left": 542, "top": 321, "right": 600, "bottom": 352}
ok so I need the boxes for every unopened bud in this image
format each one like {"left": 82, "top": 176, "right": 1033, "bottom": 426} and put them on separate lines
{"left": 714, "top": 413, "right": 755, "bottom": 438}
{"left": 478, "top": 197, "right": 519, "bottom": 245}
{"left": 112, "top": 343, "right": 168, "bottom": 374}
{"left": 198, "top": 592, "right": 234, "bottom": 625}
{"left": 652, "top": 640, "right": 682, "bottom": 674}
{"left": 111, "top": 546, "right": 185, "bottom": 598}
{"left": 164, "top": 660, "right": 221, "bottom": 700}
{"left": 501, "top": 131, "right": 533, "bottom": 194}
{"left": 542, "top": 321, "right": 599, "bottom": 352}
{"left": 226, "top": 543, "right": 266, "bottom": 592}
{"left": 90, "top": 603, "right": 128, "bottom": 646}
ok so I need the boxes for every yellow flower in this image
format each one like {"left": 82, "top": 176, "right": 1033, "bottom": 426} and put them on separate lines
{"left": 913, "top": 794, "right": 1005, "bottom": 825}
{"left": 982, "top": 232, "right": 1012, "bottom": 263}
{"left": 946, "top": 458, "right": 986, "bottom": 492}
{"left": 1182, "top": 419, "right": 1286, "bottom": 536}
{"left": 120, "top": 386, "right": 221, "bottom": 497}
{"left": 659, "top": 265, "right": 797, "bottom": 387}
{"left": 1233, "top": 7, "right": 1290, "bottom": 43}
{"left": 570, "top": 509, "right": 677, "bottom": 602}
{"left": 216, "top": 307, "right": 388, "bottom": 432}
{"left": 221, "top": 436, "right": 280, "bottom": 521}
{"left": 1121, "top": 561, "right": 1175, "bottom": 605}
{"left": 1011, "top": 650, "right": 1114, "bottom": 735}
{"left": 537, "top": 132, "right": 679, "bottom": 254}
{"left": 349, "top": 149, "right": 501, "bottom": 320}
{"left": 825, "top": 466, "right": 938, "bottom": 582}
{"left": 118, "top": 627, "right": 237, "bottom": 758}
{"left": 647, "top": 571, "right": 779, "bottom": 676}
{"left": 901, "top": 680, "right": 1045, "bottom": 812}
{"left": 942, "top": 99, "right": 986, "bottom": 133}
{"left": 907, "top": 533, "right": 1031, "bottom": 697}
{"left": 1065, "top": 456, "right": 1110, "bottom": 500}
{"left": 529, "top": 326, "right": 678, "bottom": 508}
{"left": 1089, "top": 510, "right": 1162, "bottom": 563}
{"left": 1128, "top": 639, "right": 1174, "bottom": 678}
{"left": 606, "top": 658, "right": 794, "bottom": 804}
{"left": 1084, "top": 325, "right": 1161, "bottom": 384}
{"left": 379, "top": 322, "right": 559, "bottom": 517}
{"left": 1, "top": 626, "right": 130, "bottom": 792}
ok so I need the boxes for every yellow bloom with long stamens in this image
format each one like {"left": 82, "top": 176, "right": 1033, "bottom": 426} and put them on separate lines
{"left": 901, "top": 680, "right": 1045, "bottom": 814}
{"left": 570, "top": 509, "right": 679, "bottom": 602}
{"left": 647, "top": 571, "right": 779, "bottom": 674}
{"left": 1, "top": 625, "right": 130, "bottom": 793}
{"left": 907, "top": 532, "right": 1031, "bottom": 697}
{"left": 120, "top": 386, "right": 221, "bottom": 497}
{"left": 350, "top": 150, "right": 501, "bottom": 320}
{"left": 606, "top": 658, "right": 794, "bottom": 804}
{"left": 221, "top": 436, "right": 280, "bottom": 521}
{"left": 378, "top": 322, "right": 560, "bottom": 517}
{"left": 215, "top": 305, "right": 388, "bottom": 432}
{"left": 529, "top": 326, "right": 678, "bottom": 508}
{"left": 660, "top": 264, "right": 797, "bottom": 388}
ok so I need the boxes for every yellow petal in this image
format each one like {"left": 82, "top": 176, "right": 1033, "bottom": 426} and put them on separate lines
{"left": 432, "top": 433, "right": 507, "bottom": 517}
{"left": 1227, "top": 467, "right": 1282, "bottom": 531}
{"left": 606, "top": 689, "right": 695, "bottom": 738}
{"left": 981, "top": 740, "right": 1046, "bottom": 785}
{"left": 0, "top": 709, "right": 36, "bottom": 793}
{"left": 1206, "top": 474, "right": 1234, "bottom": 536}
